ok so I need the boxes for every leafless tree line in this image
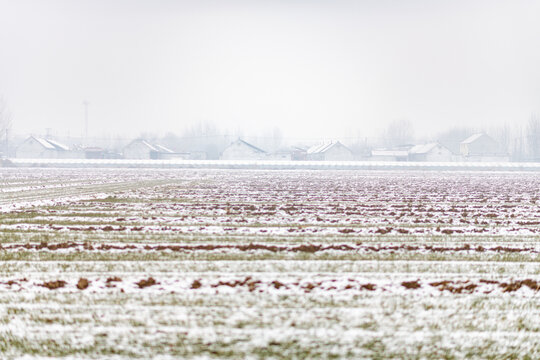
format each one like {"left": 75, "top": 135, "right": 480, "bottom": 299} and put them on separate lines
{"left": 378, "top": 116, "right": 540, "bottom": 161}
{"left": 0, "top": 96, "right": 12, "bottom": 155}
{"left": 527, "top": 114, "right": 540, "bottom": 160}
{"left": 3, "top": 91, "right": 540, "bottom": 161}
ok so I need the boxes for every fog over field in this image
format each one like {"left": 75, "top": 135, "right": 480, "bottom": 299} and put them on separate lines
{"left": 1, "top": 0, "right": 540, "bottom": 142}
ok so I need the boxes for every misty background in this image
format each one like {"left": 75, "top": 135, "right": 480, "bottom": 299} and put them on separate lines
{"left": 1, "top": 0, "right": 540, "bottom": 158}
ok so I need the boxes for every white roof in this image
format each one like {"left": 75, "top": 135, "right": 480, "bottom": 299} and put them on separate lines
{"left": 153, "top": 144, "right": 174, "bottom": 153}
{"left": 461, "top": 133, "right": 484, "bottom": 144}
{"left": 130, "top": 140, "right": 177, "bottom": 153}
{"left": 45, "top": 139, "right": 70, "bottom": 151}
{"left": 307, "top": 141, "right": 341, "bottom": 154}
{"left": 32, "top": 137, "right": 69, "bottom": 151}
{"left": 236, "top": 139, "right": 266, "bottom": 153}
{"left": 409, "top": 143, "right": 439, "bottom": 154}
{"left": 138, "top": 140, "right": 158, "bottom": 152}
{"left": 34, "top": 137, "right": 56, "bottom": 150}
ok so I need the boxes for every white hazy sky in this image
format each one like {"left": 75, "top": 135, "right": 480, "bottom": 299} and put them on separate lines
{"left": 1, "top": 0, "right": 539, "bottom": 140}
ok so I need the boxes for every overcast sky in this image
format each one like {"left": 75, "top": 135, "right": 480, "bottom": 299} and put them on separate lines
{"left": 1, "top": 0, "right": 539, "bottom": 140}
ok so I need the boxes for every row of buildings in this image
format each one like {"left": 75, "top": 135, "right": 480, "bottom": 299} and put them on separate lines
{"left": 13, "top": 133, "right": 509, "bottom": 162}
{"left": 15, "top": 137, "right": 202, "bottom": 160}
{"left": 220, "top": 133, "right": 509, "bottom": 162}
{"left": 220, "top": 139, "right": 355, "bottom": 161}
{"left": 371, "top": 133, "right": 509, "bottom": 162}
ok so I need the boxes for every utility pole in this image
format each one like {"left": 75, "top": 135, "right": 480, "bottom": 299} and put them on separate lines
{"left": 83, "top": 100, "right": 89, "bottom": 146}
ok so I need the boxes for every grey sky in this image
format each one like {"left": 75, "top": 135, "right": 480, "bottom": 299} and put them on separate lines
{"left": 1, "top": 0, "right": 539, "bottom": 140}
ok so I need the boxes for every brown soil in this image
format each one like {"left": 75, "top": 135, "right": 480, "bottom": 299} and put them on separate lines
{"left": 375, "top": 227, "right": 392, "bottom": 234}
{"left": 0, "top": 279, "right": 26, "bottom": 286}
{"left": 360, "top": 283, "right": 376, "bottom": 291}
{"left": 40, "top": 280, "right": 66, "bottom": 290}
{"left": 426, "top": 278, "right": 540, "bottom": 293}
{"left": 500, "top": 279, "right": 540, "bottom": 292}
{"left": 136, "top": 277, "right": 158, "bottom": 288}
{"left": 211, "top": 277, "right": 261, "bottom": 292}
{"left": 2, "top": 241, "right": 535, "bottom": 255}
{"left": 302, "top": 282, "right": 321, "bottom": 292}
{"left": 402, "top": 280, "right": 421, "bottom": 289}
{"left": 77, "top": 278, "right": 90, "bottom": 290}
{"left": 479, "top": 279, "right": 499, "bottom": 284}
{"left": 105, "top": 276, "right": 122, "bottom": 287}
{"left": 271, "top": 280, "right": 287, "bottom": 289}
{"left": 430, "top": 280, "right": 478, "bottom": 294}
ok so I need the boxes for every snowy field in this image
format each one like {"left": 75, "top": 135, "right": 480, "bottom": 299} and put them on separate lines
{"left": 0, "top": 168, "right": 539, "bottom": 358}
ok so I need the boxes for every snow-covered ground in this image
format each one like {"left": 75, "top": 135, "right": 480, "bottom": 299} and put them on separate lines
{"left": 7, "top": 158, "right": 540, "bottom": 171}
{"left": 0, "top": 168, "right": 539, "bottom": 358}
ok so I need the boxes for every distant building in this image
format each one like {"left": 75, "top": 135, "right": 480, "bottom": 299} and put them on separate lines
{"left": 220, "top": 139, "right": 267, "bottom": 160}
{"left": 408, "top": 143, "right": 454, "bottom": 162}
{"left": 306, "top": 141, "right": 354, "bottom": 161}
{"left": 370, "top": 145, "right": 413, "bottom": 161}
{"left": 460, "top": 133, "right": 509, "bottom": 162}
{"left": 187, "top": 151, "right": 207, "bottom": 160}
{"left": 266, "top": 148, "right": 293, "bottom": 161}
{"left": 123, "top": 139, "right": 189, "bottom": 160}
{"left": 291, "top": 146, "right": 308, "bottom": 161}
{"left": 16, "top": 136, "right": 80, "bottom": 159}
{"left": 82, "top": 147, "right": 105, "bottom": 159}
{"left": 70, "top": 144, "right": 123, "bottom": 159}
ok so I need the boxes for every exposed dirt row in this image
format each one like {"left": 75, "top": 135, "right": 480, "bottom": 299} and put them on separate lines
{"left": 401, "top": 278, "right": 540, "bottom": 293}
{"left": 13, "top": 224, "right": 539, "bottom": 235}
{"left": 2, "top": 276, "right": 538, "bottom": 294}
{"left": 1, "top": 241, "right": 537, "bottom": 254}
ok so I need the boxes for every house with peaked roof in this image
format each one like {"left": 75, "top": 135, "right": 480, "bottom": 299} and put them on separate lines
{"left": 370, "top": 144, "right": 413, "bottom": 161}
{"left": 16, "top": 136, "right": 80, "bottom": 159}
{"left": 83, "top": 147, "right": 105, "bottom": 159}
{"left": 306, "top": 141, "right": 353, "bottom": 161}
{"left": 220, "top": 139, "right": 267, "bottom": 160}
{"left": 291, "top": 146, "right": 308, "bottom": 161}
{"left": 460, "top": 133, "right": 509, "bottom": 162}
{"left": 123, "top": 139, "right": 189, "bottom": 160}
{"left": 370, "top": 149, "right": 409, "bottom": 162}
{"left": 408, "top": 143, "right": 454, "bottom": 162}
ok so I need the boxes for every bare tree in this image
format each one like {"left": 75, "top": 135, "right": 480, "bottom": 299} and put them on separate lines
{"left": 176, "top": 121, "right": 228, "bottom": 159}
{"left": 511, "top": 125, "right": 526, "bottom": 161}
{"left": 526, "top": 114, "right": 540, "bottom": 160}
{"left": 0, "top": 96, "right": 12, "bottom": 156}
{"left": 383, "top": 119, "right": 414, "bottom": 147}
{"left": 271, "top": 126, "right": 283, "bottom": 151}
{"left": 490, "top": 123, "right": 512, "bottom": 155}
